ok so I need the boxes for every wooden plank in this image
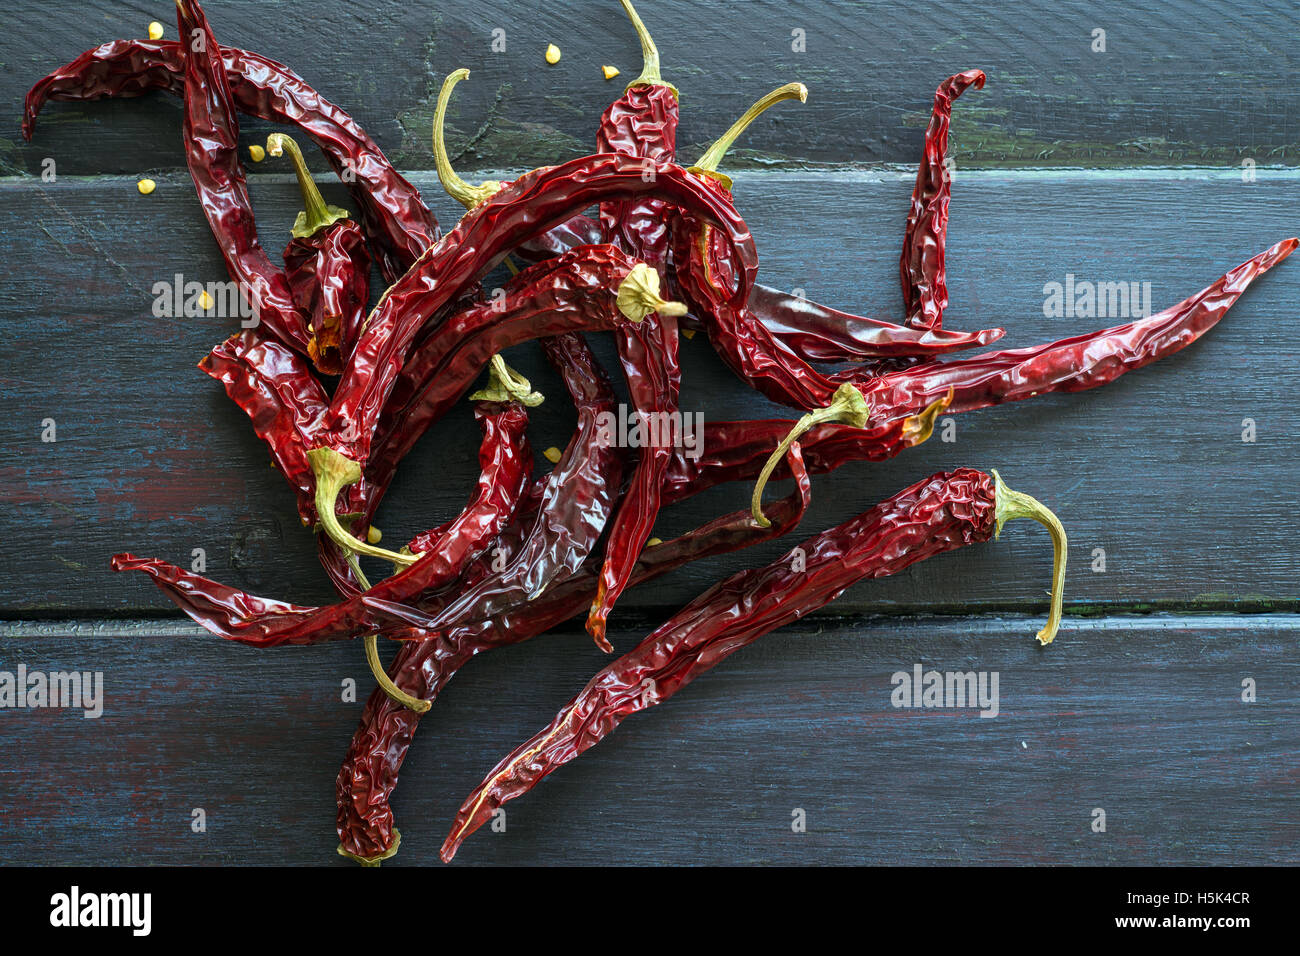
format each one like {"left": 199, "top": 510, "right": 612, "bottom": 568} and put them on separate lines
{"left": 1, "top": 169, "right": 1297, "bottom": 614}
{"left": 5, "top": 0, "right": 1297, "bottom": 177}
{"left": 1, "top": 615, "right": 1295, "bottom": 865}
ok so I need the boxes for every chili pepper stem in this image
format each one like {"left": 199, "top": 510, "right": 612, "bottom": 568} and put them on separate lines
{"left": 432, "top": 69, "right": 504, "bottom": 210}
{"left": 619, "top": 0, "right": 677, "bottom": 94}
{"left": 992, "top": 470, "right": 1067, "bottom": 646}
{"left": 345, "top": 554, "right": 433, "bottom": 713}
{"left": 690, "top": 82, "right": 808, "bottom": 190}
{"left": 752, "top": 385, "right": 869, "bottom": 527}
{"left": 338, "top": 826, "right": 401, "bottom": 866}
{"left": 616, "top": 263, "right": 689, "bottom": 322}
{"left": 470, "top": 354, "right": 546, "bottom": 406}
{"left": 308, "top": 447, "right": 419, "bottom": 566}
{"left": 266, "top": 133, "right": 350, "bottom": 238}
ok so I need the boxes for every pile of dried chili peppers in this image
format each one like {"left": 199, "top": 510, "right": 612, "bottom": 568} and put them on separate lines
{"left": 27, "top": 0, "right": 1294, "bottom": 864}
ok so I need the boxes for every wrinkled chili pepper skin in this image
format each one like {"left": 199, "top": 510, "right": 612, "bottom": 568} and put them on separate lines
{"left": 199, "top": 330, "right": 330, "bottom": 524}
{"left": 597, "top": 84, "right": 679, "bottom": 272}
{"left": 320, "top": 154, "right": 757, "bottom": 470}
{"left": 23, "top": 38, "right": 436, "bottom": 282}
{"left": 441, "top": 467, "right": 998, "bottom": 860}
{"left": 176, "top": 1, "right": 308, "bottom": 356}
{"left": 743, "top": 283, "right": 1004, "bottom": 361}
{"left": 365, "top": 245, "right": 657, "bottom": 506}
{"left": 336, "top": 444, "right": 812, "bottom": 860}
{"left": 110, "top": 403, "right": 531, "bottom": 647}
{"left": 862, "top": 238, "right": 1299, "bottom": 426}
{"left": 284, "top": 218, "right": 372, "bottom": 374}
{"left": 364, "top": 333, "right": 626, "bottom": 634}
{"left": 901, "top": 70, "right": 985, "bottom": 330}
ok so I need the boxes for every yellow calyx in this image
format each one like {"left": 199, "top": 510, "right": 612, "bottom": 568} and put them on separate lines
{"left": 470, "top": 355, "right": 546, "bottom": 406}
{"left": 616, "top": 263, "right": 689, "bottom": 323}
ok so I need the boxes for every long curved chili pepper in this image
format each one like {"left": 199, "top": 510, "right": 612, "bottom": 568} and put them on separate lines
{"left": 901, "top": 69, "right": 985, "bottom": 330}
{"left": 23, "top": 37, "right": 436, "bottom": 281}
{"left": 267, "top": 133, "right": 371, "bottom": 375}
{"left": 108, "top": 401, "right": 531, "bottom": 648}
{"left": 174, "top": 0, "right": 315, "bottom": 357}
{"left": 335, "top": 442, "right": 813, "bottom": 863}
{"left": 440, "top": 466, "right": 1066, "bottom": 861}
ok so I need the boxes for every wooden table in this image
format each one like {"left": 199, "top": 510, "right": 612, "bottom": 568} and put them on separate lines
{"left": 1, "top": 0, "right": 1296, "bottom": 865}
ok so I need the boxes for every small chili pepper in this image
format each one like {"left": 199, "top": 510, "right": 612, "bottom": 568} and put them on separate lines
{"left": 308, "top": 153, "right": 756, "bottom": 560}
{"left": 335, "top": 442, "right": 813, "bottom": 863}
{"left": 175, "top": 0, "right": 308, "bottom": 356}
{"left": 266, "top": 133, "right": 371, "bottom": 375}
{"left": 900, "top": 70, "right": 985, "bottom": 331}
{"left": 23, "top": 36, "right": 437, "bottom": 281}
{"left": 439, "top": 467, "right": 1066, "bottom": 860}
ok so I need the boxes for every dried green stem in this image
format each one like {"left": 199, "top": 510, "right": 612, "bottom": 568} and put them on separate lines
{"left": 266, "top": 133, "right": 349, "bottom": 238}
{"left": 690, "top": 82, "right": 808, "bottom": 188}
{"left": 433, "top": 69, "right": 505, "bottom": 209}
{"left": 619, "top": 0, "right": 676, "bottom": 93}
{"left": 345, "top": 554, "right": 432, "bottom": 715}
{"left": 992, "top": 470, "right": 1068, "bottom": 646}
{"left": 308, "top": 447, "right": 419, "bottom": 566}
{"left": 751, "top": 384, "right": 869, "bottom": 527}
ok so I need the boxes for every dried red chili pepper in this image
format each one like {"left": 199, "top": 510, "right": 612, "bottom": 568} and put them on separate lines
{"left": 900, "top": 69, "right": 985, "bottom": 330}
{"left": 266, "top": 133, "right": 371, "bottom": 375}
{"left": 23, "top": 36, "right": 436, "bottom": 281}
{"left": 440, "top": 466, "right": 1065, "bottom": 860}
{"left": 335, "top": 443, "right": 812, "bottom": 863}
{"left": 109, "top": 400, "right": 531, "bottom": 649}
{"left": 175, "top": 0, "right": 308, "bottom": 357}
{"left": 307, "top": 153, "right": 756, "bottom": 561}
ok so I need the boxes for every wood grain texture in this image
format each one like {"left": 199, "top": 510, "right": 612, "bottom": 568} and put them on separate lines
{"left": 4, "top": 0, "right": 1297, "bottom": 176}
{"left": 1, "top": 170, "right": 1296, "bottom": 615}
{"left": 0, "top": 615, "right": 1294, "bottom": 865}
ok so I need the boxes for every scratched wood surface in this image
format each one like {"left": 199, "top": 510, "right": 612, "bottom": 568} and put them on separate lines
{"left": 0, "top": 616, "right": 1295, "bottom": 865}
{"left": 0, "top": 0, "right": 1297, "bottom": 867}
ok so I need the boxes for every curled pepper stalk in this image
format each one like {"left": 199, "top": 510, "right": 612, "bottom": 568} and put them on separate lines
{"left": 689, "top": 81, "right": 809, "bottom": 190}
{"left": 431, "top": 69, "right": 543, "bottom": 408}
{"left": 616, "top": 263, "right": 688, "bottom": 322}
{"left": 751, "top": 384, "right": 867, "bottom": 527}
{"left": 992, "top": 470, "right": 1067, "bottom": 646}
{"left": 346, "top": 554, "right": 432, "bottom": 714}
{"left": 619, "top": 0, "right": 676, "bottom": 94}
{"left": 266, "top": 132, "right": 350, "bottom": 238}
{"left": 432, "top": 68, "right": 504, "bottom": 210}
{"left": 308, "top": 447, "right": 420, "bottom": 565}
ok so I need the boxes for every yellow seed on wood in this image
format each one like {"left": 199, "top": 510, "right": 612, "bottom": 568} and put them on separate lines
{"left": 602, "top": 65, "right": 620, "bottom": 81}
{"left": 647, "top": 537, "right": 663, "bottom": 547}
{"left": 366, "top": 526, "right": 383, "bottom": 544}
{"left": 137, "top": 178, "right": 156, "bottom": 195}
{"left": 543, "top": 446, "right": 562, "bottom": 463}
{"left": 198, "top": 290, "right": 215, "bottom": 310}
{"left": 681, "top": 328, "right": 696, "bottom": 340}
{"left": 545, "top": 44, "right": 561, "bottom": 65}
{"left": 248, "top": 144, "right": 266, "bottom": 162}
{"left": 148, "top": 21, "right": 164, "bottom": 40}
